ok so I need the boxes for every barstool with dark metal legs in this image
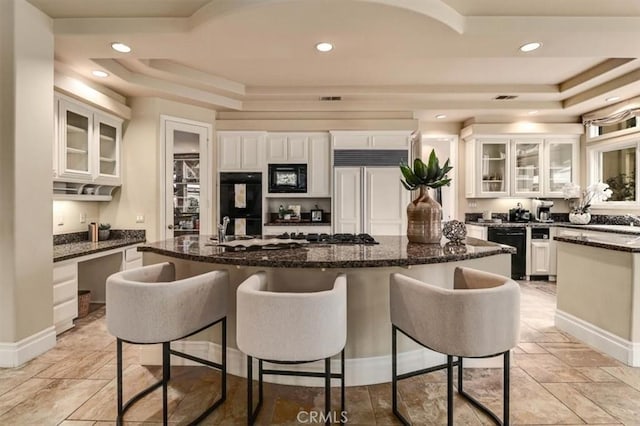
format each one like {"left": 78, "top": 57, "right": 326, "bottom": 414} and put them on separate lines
{"left": 236, "top": 271, "right": 347, "bottom": 426}
{"left": 390, "top": 267, "right": 520, "bottom": 425}
{"left": 106, "top": 262, "right": 229, "bottom": 425}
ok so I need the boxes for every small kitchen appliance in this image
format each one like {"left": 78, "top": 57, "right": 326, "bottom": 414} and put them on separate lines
{"left": 508, "top": 202, "right": 530, "bottom": 223}
{"left": 531, "top": 199, "right": 554, "bottom": 222}
{"left": 268, "top": 164, "right": 307, "bottom": 193}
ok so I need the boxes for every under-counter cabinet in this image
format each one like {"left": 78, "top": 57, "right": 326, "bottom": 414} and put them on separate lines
{"left": 55, "top": 95, "right": 122, "bottom": 185}
{"left": 217, "top": 131, "right": 266, "bottom": 171}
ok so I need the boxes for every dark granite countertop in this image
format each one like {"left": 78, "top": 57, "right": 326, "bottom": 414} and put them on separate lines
{"left": 138, "top": 235, "right": 515, "bottom": 269}
{"left": 555, "top": 234, "right": 640, "bottom": 253}
{"left": 467, "top": 221, "right": 640, "bottom": 236}
{"left": 466, "top": 221, "right": 555, "bottom": 228}
{"left": 54, "top": 230, "right": 146, "bottom": 262}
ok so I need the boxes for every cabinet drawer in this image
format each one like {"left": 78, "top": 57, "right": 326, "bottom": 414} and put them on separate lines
{"left": 54, "top": 298, "right": 78, "bottom": 324}
{"left": 125, "top": 247, "right": 142, "bottom": 262}
{"left": 53, "top": 279, "right": 77, "bottom": 305}
{"left": 53, "top": 262, "right": 77, "bottom": 285}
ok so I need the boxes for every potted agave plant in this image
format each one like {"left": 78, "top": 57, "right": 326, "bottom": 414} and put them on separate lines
{"left": 400, "top": 150, "right": 453, "bottom": 243}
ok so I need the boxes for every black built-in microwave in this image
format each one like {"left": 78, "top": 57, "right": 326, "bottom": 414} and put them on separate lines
{"left": 268, "top": 164, "right": 307, "bottom": 193}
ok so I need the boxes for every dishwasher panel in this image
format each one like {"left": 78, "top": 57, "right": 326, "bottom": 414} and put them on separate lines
{"left": 487, "top": 227, "right": 526, "bottom": 280}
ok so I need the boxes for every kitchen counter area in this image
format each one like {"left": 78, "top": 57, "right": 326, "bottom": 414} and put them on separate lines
{"left": 138, "top": 234, "right": 512, "bottom": 386}
{"left": 54, "top": 230, "right": 146, "bottom": 262}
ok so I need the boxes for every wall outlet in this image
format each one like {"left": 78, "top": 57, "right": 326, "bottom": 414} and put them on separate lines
{"left": 468, "top": 201, "right": 477, "bottom": 208}
{"left": 80, "top": 213, "right": 87, "bottom": 223}
{"left": 57, "top": 216, "right": 64, "bottom": 226}
{"left": 136, "top": 215, "right": 145, "bottom": 223}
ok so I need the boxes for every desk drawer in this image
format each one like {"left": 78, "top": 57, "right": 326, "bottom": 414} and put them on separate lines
{"left": 53, "top": 262, "right": 77, "bottom": 285}
{"left": 125, "top": 247, "right": 142, "bottom": 262}
{"left": 54, "top": 298, "right": 77, "bottom": 324}
{"left": 53, "top": 279, "right": 77, "bottom": 305}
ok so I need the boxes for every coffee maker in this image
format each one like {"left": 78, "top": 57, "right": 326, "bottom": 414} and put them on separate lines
{"left": 532, "top": 199, "right": 554, "bottom": 222}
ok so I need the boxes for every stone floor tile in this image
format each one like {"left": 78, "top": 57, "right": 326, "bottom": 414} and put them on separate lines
{"left": 543, "top": 382, "right": 618, "bottom": 424}
{"left": 575, "top": 367, "right": 622, "bottom": 383}
{"left": 0, "top": 377, "right": 54, "bottom": 416}
{"left": 572, "top": 381, "right": 640, "bottom": 425}
{"left": 0, "top": 379, "right": 108, "bottom": 425}
{"left": 515, "top": 353, "right": 590, "bottom": 383}
{"left": 601, "top": 366, "right": 640, "bottom": 392}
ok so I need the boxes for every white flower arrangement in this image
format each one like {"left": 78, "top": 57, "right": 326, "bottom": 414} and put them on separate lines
{"left": 562, "top": 182, "right": 613, "bottom": 213}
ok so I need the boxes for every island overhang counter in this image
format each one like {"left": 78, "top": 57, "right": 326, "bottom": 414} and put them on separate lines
{"left": 138, "top": 235, "right": 514, "bottom": 386}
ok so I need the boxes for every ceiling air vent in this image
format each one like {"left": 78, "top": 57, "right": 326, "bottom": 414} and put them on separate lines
{"left": 319, "top": 96, "right": 342, "bottom": 101}
{"left": 494, "top": 95, "right": 518, "bottom": 100}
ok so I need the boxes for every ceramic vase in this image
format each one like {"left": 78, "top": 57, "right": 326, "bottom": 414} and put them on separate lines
{"left": 98, "top": 230, "right": 110, "bottom": 241}
{"left": 407, "top": 186, "right": 442, "bottom": 244}
{"left": 569, "top": 212, "right": 591, "bottom": 225}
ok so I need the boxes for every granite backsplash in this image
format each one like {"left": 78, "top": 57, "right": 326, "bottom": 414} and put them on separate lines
{"left": 54, "top": 229, "right": 146, "bottom": 245}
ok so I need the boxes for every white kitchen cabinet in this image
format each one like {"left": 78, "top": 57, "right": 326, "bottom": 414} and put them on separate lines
{"left": 55, "top": 94, "right": 123, "bottom": 185}
{"left": 308, "top": 133, "right": 331, "bottom": 196}
{"left": 512, "top": 139, "right": 543, "bottom": 197}
{"left": 465, "top": 136, "right": 579, "bottom": 198}
{"left": 333, "top": 167, "right": 361, "bottom": 234}
{"left": 331, "top": 131, "right": 411, "bottom": 150}
{"left": 544, "top": 138, "right": 579, "bottom": 197}
{"left": 217, "top": 131, "right": 266, "bottom": 171}
{"left": 53, "top": 261, "right": 78, "bottom": 335}
{"left": 465, "top": 224, "right": 488, "bottom": 240}
{"left": 530, "top": 240, "right": 551, "bottom": 275}
{"left": 334, "top": 166, "right": 407, "bottom": 235}
{"left": 266, "top": 133, "right": 309, "bottom": 163}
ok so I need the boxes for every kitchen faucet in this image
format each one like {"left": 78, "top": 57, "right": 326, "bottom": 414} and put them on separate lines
{"left": 217, "top": 216, "right": 230, "bottom": 242}
{"left": 626, "top": 213, "right": 640, "bottom": 226}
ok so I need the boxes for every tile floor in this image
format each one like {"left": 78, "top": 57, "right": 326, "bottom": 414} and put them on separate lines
{"left": 1, "top": 281, "right": 640, "bottom": 425}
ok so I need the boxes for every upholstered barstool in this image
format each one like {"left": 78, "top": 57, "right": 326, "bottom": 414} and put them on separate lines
{"left": 236, "top": 271, "right": 347, "bottom": 426}
{"left": 390, "top": 267, "right": 520, "bottom": 425}
{"left": 106, "top": 262, "right": 229, "bottom": 425}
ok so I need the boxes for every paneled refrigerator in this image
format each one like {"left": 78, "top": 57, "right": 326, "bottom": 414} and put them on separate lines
{"left": 333, "top": 150, "right": 409, "bottom": 235}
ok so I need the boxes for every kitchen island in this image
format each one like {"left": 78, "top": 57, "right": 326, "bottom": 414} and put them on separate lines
{"left": 138, "top": 235, "right": 514, "bottom": 385}
{"left": 555, "top": 232, "right": 640, "bottom": 367}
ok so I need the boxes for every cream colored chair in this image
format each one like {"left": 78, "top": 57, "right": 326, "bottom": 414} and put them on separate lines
{"left": 106, "top": 262, "right": 229, "bottom": 425}
{"left": 390, "top": 267, "right": 520, "bottom": 425}
{"left": 236, "top": 271, "right": 347, "bottom": 425}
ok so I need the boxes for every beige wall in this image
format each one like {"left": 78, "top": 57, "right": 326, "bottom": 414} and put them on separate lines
{"left": 99, "top": 97, "right": 216, "bottom": 243}
{"left": 53, "top": 201, "right": 100, "bottom": 234}
{"left": 0, "top": 0, "right": 54, "bottom": 342}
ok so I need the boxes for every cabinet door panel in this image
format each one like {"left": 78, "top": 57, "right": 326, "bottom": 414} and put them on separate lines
{"left": 287, "top": 135, "right": 308, "bottom": 162}
{"left": 334, "top": 168, "right": 361, "bottom": 234}
{"left": 309, "top": 134, "right": 331, "bottom": 196}
{"left": 370, "top": 134, "right": 409, "bottom": 149}
{"left": 332, "top": 133, "right": 369, "bottom": 149}
{"left": 365, "top": 167, "right": 407, "bottom": 235}
{"left": 478, "top": 140, "right": 509, "bottom": 197}
{"left": 218, "top": 134, "right": 242, "bottom": 170}
{"left": 241, "top": 135, "right": 264, "bottom": 170}
{"left": 94, "top": 113, "right": 122, "bottom": 184}
{"left": 531, "top": 241, "right": 550, "bottom": 274}
{"left": 512, "top": 139, "right": 543, "bottom": 197}
{"left": 545, "top": 139, "right": 578, "bottom": 197}
{"left": 267, "top": 135, "right": 287, "bottom": 163}
{"left": 59, "top": 99, "right": 93, "bottom": 179}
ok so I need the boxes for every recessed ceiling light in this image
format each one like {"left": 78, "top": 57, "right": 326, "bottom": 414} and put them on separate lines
{"left": 111, "top": 42, "right": 132, "bottom": 53}
{"left": 435, "top": 114, "right": 447, "bottom": 119}
{"left": 92, "top": 70, "right": 109, "bottom": 78}
{"left": 528, "top": 110, "right": 538, "bottom": 115}
{"left": 316, "top": 42, "right": 333, "bottom": 52}
{"left": 520, "top": 42, "right": 542, "bottom": 52}
{"left": 606, "top": 96, "right": 620, "bottom": 102}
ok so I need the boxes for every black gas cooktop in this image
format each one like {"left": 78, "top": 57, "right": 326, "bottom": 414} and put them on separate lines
{"left": 275, "top": 232, "right": 379, "bottom": 245}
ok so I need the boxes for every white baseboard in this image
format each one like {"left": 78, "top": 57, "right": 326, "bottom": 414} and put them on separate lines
{"left": 139, "top": 340, "right": 504, "bottom": 386}
{"left": 555, "top": 309, "right": 640, "bottom": 367}
{"left": 0, "top": 326, "right": 57, "bottom": 368}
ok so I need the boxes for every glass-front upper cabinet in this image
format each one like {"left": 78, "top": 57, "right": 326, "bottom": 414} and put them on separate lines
{"left": 544, "top": 139, "right": 579, "bottom": 197}
{"left": 94, "top": 114, "right": 122, "bottom": 184}
{"left": 478, "top": 140, "right": 510, "bottom": 197}
{"left": 59, "top": 99, "right": 93, "bottom": 179}
{"left": 512, "top": 139, "right": 543, "bottom": 197}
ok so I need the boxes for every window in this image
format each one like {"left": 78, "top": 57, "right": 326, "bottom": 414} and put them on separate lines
{"left": 590, "top": 117, "right": 638, "bottom": 138}
{"left": 589, "top": 141, "right": 639, "bottom": 206}
{"left": 602, "top": 147, "right": 636, "bottom": 201}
